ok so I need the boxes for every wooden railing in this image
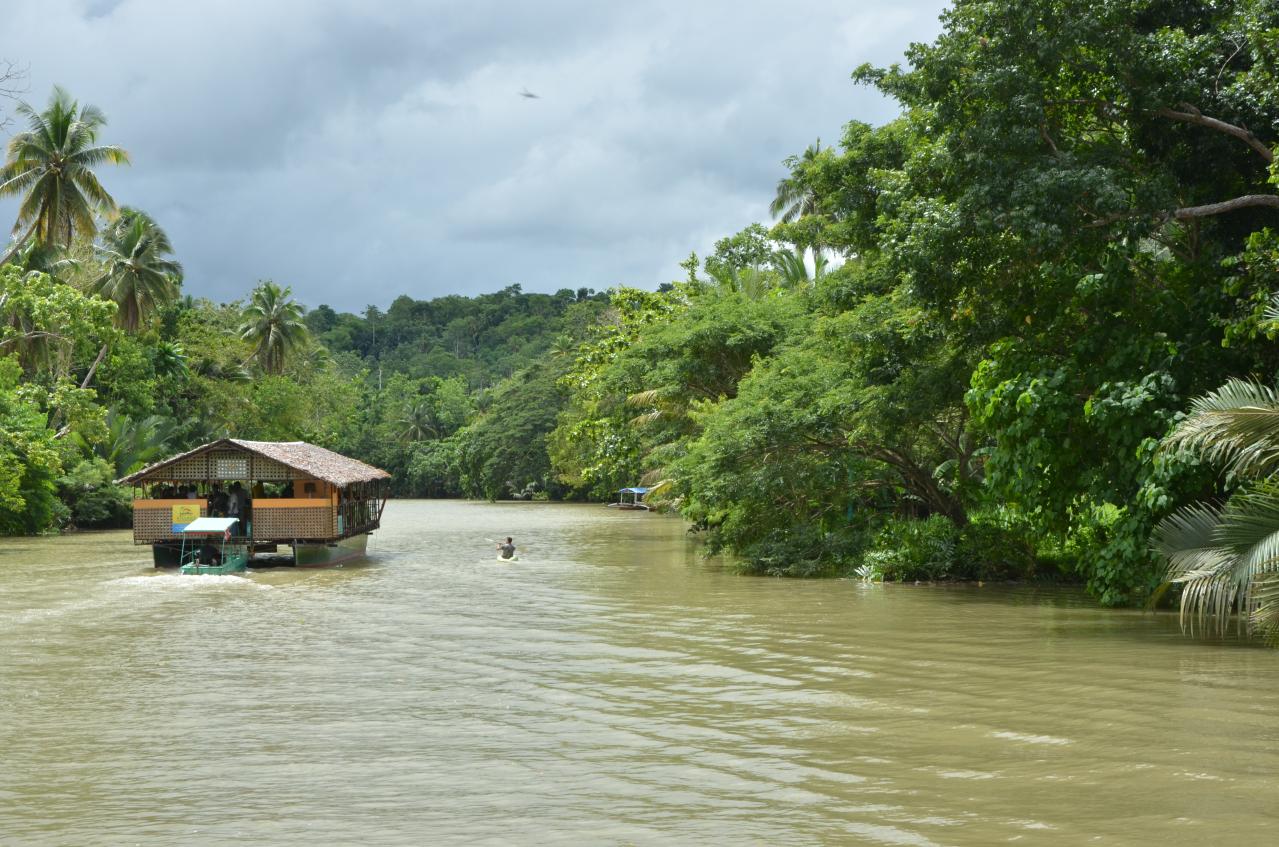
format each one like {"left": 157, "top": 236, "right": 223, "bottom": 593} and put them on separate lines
{"left": 250, "top": 499, "right": 336, "bottom": 540}
{"left": 132, "top": 499, "right": 207, "bottom": 544}
{"left": 133, "top": 496, "right": 377, "bottom": 544}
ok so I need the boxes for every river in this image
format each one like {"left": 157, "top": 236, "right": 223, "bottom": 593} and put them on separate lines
{"left": 2, "top": 500, "right": 1277, "bottom": 846}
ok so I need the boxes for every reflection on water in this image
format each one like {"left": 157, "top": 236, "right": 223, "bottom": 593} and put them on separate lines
{"left": 2, "top": 500, "right": 1278, "bottom": 846}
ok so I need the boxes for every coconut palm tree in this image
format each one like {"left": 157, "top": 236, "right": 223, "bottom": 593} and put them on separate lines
{"left": 1153, "top": 377, "right": 1279, "bottom": 640}
{"left": 238, "top": 281, "right": 309, "bottom": 375}
{"left": 151, "top": 340, "right": 189, "bottom": 380}
{"left": 73, "top": 408, "right": 179, "bottom": 478}
{"left": 769, "top": 139, "right": 823, "bottom": 224}
{"left": 397, "top": 402, "right": 438, "bottom": 443}
{"left": 0, "top": 86, "right": 129, "bottom": 264}
{"left": 89, "top": 208, "right": 182, "bottom": 332}
{"left": 772, "top": 247, "right": 830, "bottom": 288}
{"left": 10, "top": 238, "right": 81, "bottom": 284}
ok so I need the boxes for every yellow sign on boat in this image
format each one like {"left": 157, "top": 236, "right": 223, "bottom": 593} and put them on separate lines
{"left": 171, "top": 503, "right": 200, "bottom": 531}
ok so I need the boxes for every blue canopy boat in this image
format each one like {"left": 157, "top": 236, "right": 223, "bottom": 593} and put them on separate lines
{"left": 607, "top": 487, "right": 651, "bottom": 511}
{"left": 177, "top": 517, "right": 249, "bottom": 575}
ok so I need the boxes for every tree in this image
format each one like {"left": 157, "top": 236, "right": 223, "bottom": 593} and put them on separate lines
{"left": 0, "top": 355, "right": 63, "bottom": 533}
{"left": 769, "top": 139, "right": 824, "bottom": 223}
{"left": 397, "top": 402, "right": 437, "bottom": 443}
{"left": 845, "top": 0, "right": 1279, "bottom": 604}
{"left": 0, "top": 264, "right": 114, "bottom": 381}
{"left": 89, "top": 208, "right": 182, "bottom": 332}
{"left": 0, "top": 86, "right": 129, "bottom": 263}
{"left": 457, "top": 360, "right": 567, "bottom": 500}
{"left": 239, "top": 281, "right": 309, "bottom": 375}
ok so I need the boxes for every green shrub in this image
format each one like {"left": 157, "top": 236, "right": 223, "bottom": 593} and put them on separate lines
{"left": 56, "top": 458, "right": 132, "bottom": 529}
{"left": 956, "top": 512, "right": 1041, "bottom": 580}
{"left": 867, "top": 516, "right": 963, "bottom": 581}
{"left": 738, "top": 524, "right": 856, "bottom": 577}
{"left": 863, "top": 513, "right": 1044, "bottom": 582}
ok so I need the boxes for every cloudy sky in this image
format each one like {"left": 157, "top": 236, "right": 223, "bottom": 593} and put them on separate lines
{"left": 2, "top": 0, "right": 948, "bottom": 311}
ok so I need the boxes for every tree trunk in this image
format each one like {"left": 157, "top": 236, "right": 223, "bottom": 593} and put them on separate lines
{"left": 81, "top": 342, "right": 110, "bottom": 390}
{"left": 867, "top": 445, "right": 970, "bottom": 527}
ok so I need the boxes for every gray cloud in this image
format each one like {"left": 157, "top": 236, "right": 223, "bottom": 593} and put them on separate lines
{"left": 2, "top": 0, "right": 947, "bottom": 310}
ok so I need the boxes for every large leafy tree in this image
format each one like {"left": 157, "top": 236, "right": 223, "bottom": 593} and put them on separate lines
{"left": 0, "top": 86, "right": 129, "bottom": 263}
{"left": 89, "top": 208, "right": 182, "bottom": 332}
{"left": 844, "top": 0, "right": 1279, "bottom": 604}
{"left": 239, "top": 281, "right": 309, "bottom": 375}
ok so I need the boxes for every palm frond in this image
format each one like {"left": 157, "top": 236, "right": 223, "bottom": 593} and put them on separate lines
{"left": 1155, "top": 485, "right": 1279, "bottom": 635}
{"left": 626, "top": 388, "right": 665, "bottom": 407}
{"left": 1162, "top": 378, "right": 1279, "bottom": 477}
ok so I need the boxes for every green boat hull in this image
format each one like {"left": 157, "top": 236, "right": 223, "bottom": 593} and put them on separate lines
{"left": 293, "top": 533, "right": 369, "bottom": 567}
{"left": 179, "top": 552, "right": 249, "bottom": 575}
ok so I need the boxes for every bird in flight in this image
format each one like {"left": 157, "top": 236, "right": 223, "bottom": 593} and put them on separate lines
{"left": 518, "top": 87, "right": 540, "bottom": 99}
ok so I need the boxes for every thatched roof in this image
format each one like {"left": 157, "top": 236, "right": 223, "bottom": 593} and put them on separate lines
{"left": 118, "top": 439, "right": 391, "bottom": 487}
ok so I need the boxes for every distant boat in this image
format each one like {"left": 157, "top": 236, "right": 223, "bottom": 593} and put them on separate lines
{"left": 607, "top": 487, "right": 651, "bottom": 511}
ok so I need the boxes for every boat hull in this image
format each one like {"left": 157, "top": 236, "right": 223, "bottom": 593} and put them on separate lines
{"left": 293, "top": 533, "right": 369, "bottom": 567}
{"left": 152, "top": 542, "right": 183, "bottom": 567}
{"left": 179, "top": 554, "right": 249, "bottom": 576}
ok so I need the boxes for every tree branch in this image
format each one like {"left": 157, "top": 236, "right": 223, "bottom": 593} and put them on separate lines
{"left": 1156, "top": 105, "right": 1274, "bottom": 164}
{"left": 1173, "top": 194, "right": 1279, "bottom": 220}
{"left": 0, "top": 331, "right": 69, "bottom": 348}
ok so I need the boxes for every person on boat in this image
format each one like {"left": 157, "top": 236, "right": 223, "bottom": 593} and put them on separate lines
{"left": 497, "top": 537, "right": 516, "bottom": 560}
{"left": 227, "top": 483, "right": 244, "bottom": 520}
{"left": 209, "top": 484, "right": 228, "bottom": 517}
{"left": 200, "top": 539, "right": 222, "bottom": 566}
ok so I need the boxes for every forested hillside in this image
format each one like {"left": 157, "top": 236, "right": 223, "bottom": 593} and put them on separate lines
{"left": 5, "top": 1, "right": 1279, "bottom": 634}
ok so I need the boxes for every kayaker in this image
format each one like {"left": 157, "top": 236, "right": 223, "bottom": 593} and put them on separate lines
{"left": 497, "top": 537, "right": 516, "bottom": 560}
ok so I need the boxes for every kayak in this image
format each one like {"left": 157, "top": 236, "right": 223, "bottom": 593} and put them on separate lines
{"left": 497, "top": 555, "right": 520, "bottom": 562}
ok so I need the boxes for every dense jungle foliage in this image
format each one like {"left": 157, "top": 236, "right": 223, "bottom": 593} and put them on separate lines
{"left": 6, "top": 1, "right": 1279, "bottom": 628}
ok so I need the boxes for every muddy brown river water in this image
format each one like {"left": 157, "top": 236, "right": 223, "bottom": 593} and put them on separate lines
{"left": 2, "top": 500, "right": 1277, "bottom": 845}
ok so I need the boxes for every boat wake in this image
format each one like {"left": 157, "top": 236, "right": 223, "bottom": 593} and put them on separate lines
{"left": 107, "top": 573, "right": 272, "bottom": 591}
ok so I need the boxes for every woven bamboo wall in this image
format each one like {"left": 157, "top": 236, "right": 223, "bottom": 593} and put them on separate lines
{"left": 151, "top": 450, "right": 297, "bottom": 482}
{"left": 252, "top": 506, "right": 334, "bottom": 540}
{"left": 251, "top": 455, "right": 292, "bottom": 481}
{"left": 133, "top": 502, "right": 207, "bottom": 543}
{"left": 167, "top": 454, "right": 211, "bottom": 480}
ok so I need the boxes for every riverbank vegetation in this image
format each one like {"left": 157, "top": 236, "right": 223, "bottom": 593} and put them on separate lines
{"left": 4, "top": 1, "right": 1279, "bottom": 630}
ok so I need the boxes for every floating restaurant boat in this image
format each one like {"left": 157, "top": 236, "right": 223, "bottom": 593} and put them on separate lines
{"left": 118, "top": 439, "right": 391, "bottom": 568}
{"left": 606, "top": 487, "right": 651, "bottom": 511}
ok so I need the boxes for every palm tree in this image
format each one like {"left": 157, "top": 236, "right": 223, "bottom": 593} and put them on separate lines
{"left": 1153, "top": 377, "right": 1279, "bottom": 640}
{"left": 89, "top": 208, "right": 182, "bottom": 332}
{"left": 151, "top": 340, "right": 189, "bottom": 380}
{"left": 705, "top": 264, "right": 776, "bottom": 299}
{"left": 769, "top": 139, "right": 823, "bottom": 224}
{"left": 10, "top": 238, "right": 81, "bottom": 284}
{"left": 772, "top": 247, "right": 830, "bottom": 288}
{"left": 397, "top": 402, "right": 438, "bottom": 443}
{"left": 73, "top": 408, "right": 178, "bottom": 477}
{"left": 0, "top": 86, "right": 129, "bottom": 264}
{"left": 238, "top": 281, "right": 309, "bottom": 375}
